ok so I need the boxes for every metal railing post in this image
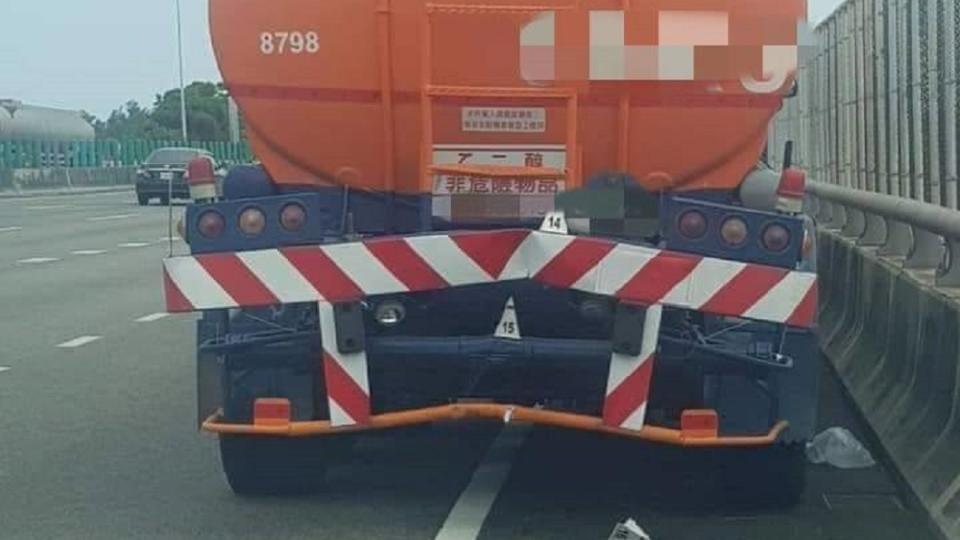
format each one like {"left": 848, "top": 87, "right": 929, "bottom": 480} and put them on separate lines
{"left": 859, "top": 212, "right": 887, "bottom": 246}
{"left": 938, "top": 237, "right": 960, "bottom": 286}
{"left": 841, "top": 207, "right": 867, "bottom": 238}
{"left": 878, "top": 218, "right": 912, "bottom": 257}
{"left": 904, "top": 228, "right": 943, "bottom": 268}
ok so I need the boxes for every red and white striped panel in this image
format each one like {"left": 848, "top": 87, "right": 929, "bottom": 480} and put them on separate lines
{"left": 317, "top": 302, "right": 370, "bottom": 427}
{"left": 163, "top": 230, "right": 817, "bottom": 328}
{"left": 602, "top": 304, "right": 662, "bottom": 430}
{"left": 526, "top": 237, "right": 818, "bottom": 327}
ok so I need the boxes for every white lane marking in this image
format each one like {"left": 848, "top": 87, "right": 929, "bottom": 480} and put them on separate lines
{"left": 57, "top": 335, "right": 102, "bottom": 348}
{"left": 25, "top": 205, "right": 70, "bottom": 210}
{"left": 118, "top": 242, "right": 150, "bottom": 248}
{"left": 71, "top": 250, "right": 108, "bottom": 256}
{"left": 135, "top": 312, "right": 170, "bottom": 323}
{"left": 0, "top": 367, "right": 10, "bottom": 373}
{"left": 157, "top": 236, "right": 182, "bottom": 243}
{"left": 17, "top": 257, "right": 60, "bottom": 264}
{"left": 0, "top": 226, "right": 23, "bottom": 233}
{"left": 434, "top": 425, "right": 530, "bottom": 540}
{"left": 87, "top": 213, "right": 136, "bottom": 222}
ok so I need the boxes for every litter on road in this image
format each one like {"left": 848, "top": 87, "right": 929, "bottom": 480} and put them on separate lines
{"left": 608, "top": 518, "right": 652, "bottom": 540}
{"left": 806, "top": 427, "right": 876, "bottom": 469}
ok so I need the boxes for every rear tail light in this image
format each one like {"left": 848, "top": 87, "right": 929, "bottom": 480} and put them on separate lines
{"left": 280, "top": 203, "right": 307, "bottom": 232}
{"left": 678, "top": 210, "right": 707, "bottom": 239}
{"left": 720, "top": 217, "right": 748, "bottom": 246}
{"left": 197, "top": 210, "right": 225, "bottom": 239}
{"left": 762, "top": 223, "right": 791, "bottom": 252}
{"left": 238, "top": 207, "right": 266, "bottom": 236}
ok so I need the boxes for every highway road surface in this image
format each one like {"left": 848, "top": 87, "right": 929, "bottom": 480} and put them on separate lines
{"left": 0, "top": 190, "right": 940, "bottom": 539}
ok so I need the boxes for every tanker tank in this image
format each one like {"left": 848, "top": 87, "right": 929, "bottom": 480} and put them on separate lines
{"left": 210, "top": 0, "right": 807, "bottom": 195}
{"left": 0, "top": 99, "right": 95, "bottom": 142}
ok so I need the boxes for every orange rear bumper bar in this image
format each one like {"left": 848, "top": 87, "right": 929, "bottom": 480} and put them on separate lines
{"left": 203, "top": 404, "right": 788, "bottom": 448}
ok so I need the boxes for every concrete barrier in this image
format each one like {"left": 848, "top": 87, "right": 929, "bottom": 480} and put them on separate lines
{"left": 0, "top": 167, "right": 136, "bottom": 192}
{"left": 817, "top": 228, "right": 960, "bottom": 539}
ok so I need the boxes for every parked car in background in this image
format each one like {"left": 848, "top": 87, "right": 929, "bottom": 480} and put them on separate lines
{"left": 135, "top": 147, "right": 221, "bottom": 205}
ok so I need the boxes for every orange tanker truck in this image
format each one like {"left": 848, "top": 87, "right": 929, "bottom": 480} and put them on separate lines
{"left": 163, "top": 0, "right": 818, "bottom": 499}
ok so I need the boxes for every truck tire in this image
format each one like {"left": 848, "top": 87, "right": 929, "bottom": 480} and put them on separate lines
{"left": 219, "top": 435, "right": 333, "bottom": 496}
{"left": 137, "top": 193, "right": 150, "bottom": 206}
{"left": 717, "top": 443, "right": 806, "bottom": 507}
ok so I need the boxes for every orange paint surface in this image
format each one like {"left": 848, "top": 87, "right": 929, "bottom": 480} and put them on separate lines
{"left": 210, "top": 0, "right": 806, "bottom": 193}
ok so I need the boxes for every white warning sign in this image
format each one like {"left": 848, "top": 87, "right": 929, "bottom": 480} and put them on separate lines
{"left": 495, "top": 297, "right": 521, "bottom": 340}
{"left": 462, "top": 107, "right": 547, "bottom": 133}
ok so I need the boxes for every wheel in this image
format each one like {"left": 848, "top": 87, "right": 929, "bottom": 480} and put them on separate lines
{"left": 713, "top": 443, "right": 807, "bottom": 507}
{"left": 136, "top": 193, "right": 150, "bottom": 206}
{"left": 159, "top": 193, "right": 170, "bottom": 206}
{"left": 219, "top": 435, "right": 338, "bottom": 496}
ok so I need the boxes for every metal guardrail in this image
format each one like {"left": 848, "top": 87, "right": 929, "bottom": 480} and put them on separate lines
{"left": 0, "top": 139, "right": 254, "bottom": 170}
{"left": 807, "top": 180, "right": 960, "bottom": 286}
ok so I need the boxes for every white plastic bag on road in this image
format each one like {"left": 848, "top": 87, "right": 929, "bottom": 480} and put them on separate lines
{"left": 608, "top": 518, "right": 651, "bottom": 540}
{"left": 806, "top": 427, "right": 876, "bottom": 469}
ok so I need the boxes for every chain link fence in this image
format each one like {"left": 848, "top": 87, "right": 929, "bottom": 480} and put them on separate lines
{"left": 770, "top": 0, "right": 959, "bottom": 208}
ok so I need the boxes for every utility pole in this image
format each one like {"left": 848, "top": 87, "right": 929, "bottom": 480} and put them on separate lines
{"left": 228, "top": 96, "right": 241, "bottom": 143}
{"left": 176, "top": 0, "right": 188, "bottom": 143}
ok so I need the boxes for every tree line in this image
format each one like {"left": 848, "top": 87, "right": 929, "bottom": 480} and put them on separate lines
{"left": 82, "top": 81, "right": 241, "bottom": 142}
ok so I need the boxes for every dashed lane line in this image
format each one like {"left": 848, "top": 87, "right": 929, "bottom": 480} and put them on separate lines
{"left": 118, "top": 242, "right": 150, "bottom": 248}
{"left": 16, "top": 257, "right": 60, "bottom": 264}
{"left": 434, "top": 424, "right": 531, "bottom": 540}
{"left": 56, "top": 336, "right": 102, "bottom": 348}
{"left": 135, "top": 312, "right": 170, "bottom": 323}
{"left": 87, "top": 213, "right": 136, "bottom": 222}
{"left": 0, "top": 226, "right": 23, "bottom": 233}
{"left": 71, "top": 250, "right": 108, "bottom": 256}
{"left": 0, "top": 367, "right": 10, "bottom": 374}
{"left": 25, "top": 205, "right": 70, "bottom": 210}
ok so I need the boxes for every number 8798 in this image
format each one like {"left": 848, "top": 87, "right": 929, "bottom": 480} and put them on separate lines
{"left": 259, "top": 31, "right": 319, "bottom": 55}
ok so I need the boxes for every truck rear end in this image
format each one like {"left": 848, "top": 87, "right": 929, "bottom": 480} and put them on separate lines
{"left": 166, "top": 0, "right": 817, "bottom": 499}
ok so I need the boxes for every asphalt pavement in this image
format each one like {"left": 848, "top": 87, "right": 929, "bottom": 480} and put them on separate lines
{"left": 0, "top": 191, "right": 940, "bottom": 539}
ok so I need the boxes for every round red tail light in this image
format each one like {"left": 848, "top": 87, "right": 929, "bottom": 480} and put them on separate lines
{"left": 280, "top": 203, "right": 307, "bottom": 232}
{"left": 197, "top": 211, "right": 225, "bottom": 239}
{"left": 678, "top": 210, "right": 707, "bottom": 239}
{"left": 762, "top": 224, "right": 791, "bottom": 252}
{"left": 720, "top": 217, "right": 748, "bottom": 246}
{"left": 238, "top": 207, "right": 266, "bottom": 236}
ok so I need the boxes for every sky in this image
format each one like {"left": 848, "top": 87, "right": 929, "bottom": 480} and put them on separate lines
{"left": 1, "top": 0, "right": 846, "bottom": 119}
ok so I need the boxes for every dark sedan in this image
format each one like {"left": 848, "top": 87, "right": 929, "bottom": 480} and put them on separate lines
{"left": 135, "top": 148, "right": 219, "bottom": 205}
